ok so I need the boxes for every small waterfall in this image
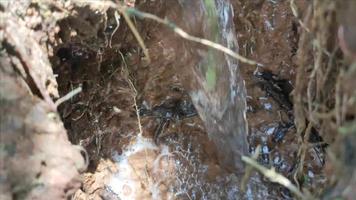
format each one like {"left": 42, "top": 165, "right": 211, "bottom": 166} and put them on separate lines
{"left": 178, "top": 0, "right": 249, "bottom": 173}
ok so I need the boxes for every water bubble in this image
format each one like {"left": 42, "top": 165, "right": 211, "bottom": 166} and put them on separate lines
{"left": 308, "top": 170, "right": 315, "bottom": 178}
{"left": 263, "top": 103, "right": 272, "bottom": 110}
{"left": 266, "top": 126, "right": 275, "bottom": 135}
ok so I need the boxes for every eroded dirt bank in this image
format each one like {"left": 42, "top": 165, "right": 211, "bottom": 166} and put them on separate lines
{"left": 1, "top": 0, "right": 356, "bottom": 199}
{"left": 52, "top": 0, "right": 326, "bottom": 199}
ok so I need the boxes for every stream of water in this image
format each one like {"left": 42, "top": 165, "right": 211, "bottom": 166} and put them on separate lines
{"left": 178, "top": 0, "right": 249, "bottom": 173}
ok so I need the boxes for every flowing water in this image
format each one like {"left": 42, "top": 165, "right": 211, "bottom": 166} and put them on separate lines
{"left": 178, "top": 0, "right": 249, "bottom": 173}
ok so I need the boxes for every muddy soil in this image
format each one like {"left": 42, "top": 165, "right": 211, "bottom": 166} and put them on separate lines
{"left": 3, "top": 0, "right": 355, "bottom": 199}
{"left": 233, "top": 0, "right": 326, "bottom": 194}
{"left": 50, "top": 0, "right": 327, "bottom": 199}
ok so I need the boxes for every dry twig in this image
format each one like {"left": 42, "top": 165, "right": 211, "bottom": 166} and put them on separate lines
{"left": 74, "top": 1, "right": 260, "bottom": 66}
{"left": 242, "top": 156, "right": 311, "bottom": 200}
{"left": 120, "top": 9, "right": 150, "bottom": 62}
{"left": 125, "top": 8, "right": 261, "bottom": 66}
{"left": 241, "top": 145, "right": 261, "bottom": 192}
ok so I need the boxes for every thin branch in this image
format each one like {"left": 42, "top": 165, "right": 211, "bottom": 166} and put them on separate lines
{"left": 76, "top": 1, "right": 260, "bottom": 66}
{"left": 242, "top": 156, "right": 311, "bottom": 200}
{"left": 241, "top": 145, "right": 261, "bottom": 192}
{"left": 120, "top": 8, "right": 151, "bottom": 62}
{"left": 290, "top": 0, "right": 311, "bottom": 33}
{"left": 125, "top": 8, "right": 261, "bottom": 66}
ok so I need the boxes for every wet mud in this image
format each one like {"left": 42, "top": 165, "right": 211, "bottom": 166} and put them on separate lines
{"left": 52, "top": 0, "right": 327, "bottom": 199}
{"left": 234, "top": 0, "right": 326, "bottom": 195}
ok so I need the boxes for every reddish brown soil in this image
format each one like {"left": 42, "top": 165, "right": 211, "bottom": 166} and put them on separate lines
{"left": 52, "top": 0, "right": 326, "bottom": 199}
